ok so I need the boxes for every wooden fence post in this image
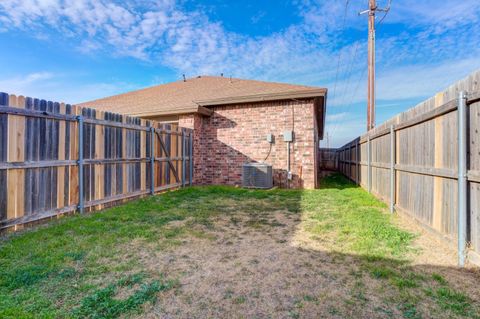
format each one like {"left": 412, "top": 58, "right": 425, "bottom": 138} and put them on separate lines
{"left": 390, "top": 125, "right": 396, "bottom": 213}
{"left": 189, "top": 131, "right": 193, "bottom": 186}
{"left": 458, "top": 91, "right": 468, "bottom": 267}
{"left": 367, "top": 135, "right": 371, "bottom": 193}
{"left": 181, "top": 128, "right": 186, "bottom": 187}
{"left": 77, "top": 115, "right": 84, "bottom": 214}
{"left": 150, "top": 126, "right": 155, "bottom": 195}
{"left": 356, "top": 140, "right": 360, "bottom": 185}
{"left": 349, "top": 143, "right": 353, "bottom": 181}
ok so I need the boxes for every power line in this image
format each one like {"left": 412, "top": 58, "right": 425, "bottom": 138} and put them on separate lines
{"left": 330, "top": 0, "right": 350, "bottom": 113}
{"left": 345, "top": 64, "right": 368, "bottom": 120}
{"left": 323, "top": 0, "right": 350, "bottom": 148}
{"left": 338, "top": 41, "right": 360, "bottom": 113}
{"left": 377, "top": 0, "right": 392, "bottom": 26}
{"left": 328, "top": 60, "right": 368, "bottom": 147}
{"left": 328, "top": 41, "right": 361, "bottom": 140}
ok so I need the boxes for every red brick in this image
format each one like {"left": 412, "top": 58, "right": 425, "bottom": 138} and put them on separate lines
{"left": 179, "top": 99, "right": 318, "bottom": 189}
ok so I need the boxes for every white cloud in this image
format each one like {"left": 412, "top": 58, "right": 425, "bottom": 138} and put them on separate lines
{"left": 376, "top": 58, "right": 480, "bottom": 101}
{"left": 387, "top": 0, "right": 480, "bottom": 30}
{"left": 0, "top": 71, "right": 138, "bottom": 103}
{"left": 326, "top": 112, "right": 349, "bottom": 121}
{"left": 0, "top": 72, "right": 54, "bottom": 91}
{"left": 1, "top": 0, "right": 477, "bottom": 89}
{"left": 0, "top": 0, "right": 479, "bottom": 147}
{"left": 0, "top": 0, "right": 337, "bottom": 82}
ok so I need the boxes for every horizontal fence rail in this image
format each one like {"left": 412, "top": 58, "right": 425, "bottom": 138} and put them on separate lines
{"left": 0, "top": 92, "right": 194, "bottom": 230}
{"left": 319, "top": 70, "right": 480, "bottom": 266}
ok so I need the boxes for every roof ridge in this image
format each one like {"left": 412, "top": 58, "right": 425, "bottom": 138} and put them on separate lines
{"left": 78, "top": 76, "right": 327, "bottom": 117}
{"left": 186, "top": 75, "right": 320, "bottom": 89}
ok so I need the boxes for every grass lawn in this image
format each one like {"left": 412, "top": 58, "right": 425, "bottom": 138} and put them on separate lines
{"left": 1, "top": 173, "right": 479, "bottom": 318}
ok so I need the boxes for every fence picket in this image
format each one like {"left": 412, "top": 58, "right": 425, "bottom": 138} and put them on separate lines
{"left": 0, "top": 92, "right": 193, "bottom": 230}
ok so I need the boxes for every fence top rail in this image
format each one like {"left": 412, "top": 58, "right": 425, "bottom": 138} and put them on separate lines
{"left": 0, "top": 92, "right": 193, "bottom": 134}
{"left": 83, "top": 118, "right": 193, "bottom": 134}
{"left": 0, "top": 105, "right": 77, "bottom": 121}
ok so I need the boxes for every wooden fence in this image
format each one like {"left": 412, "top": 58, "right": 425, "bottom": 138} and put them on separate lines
{"left": 329, "top": 70, "right": 480, "bottom": 265}
{"left": 0, "top": 92, "right": 193, "bottom": 230}
{"left": 318, "top": 148, "right": 337, "bottom": 171}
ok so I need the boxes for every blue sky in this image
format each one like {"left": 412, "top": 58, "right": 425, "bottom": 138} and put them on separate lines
{"left": 0, "top": 0, "right": 479, "bottom": 147}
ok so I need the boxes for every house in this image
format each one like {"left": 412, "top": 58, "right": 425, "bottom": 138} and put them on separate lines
{"left": 79, "top": 76, "right": 327, "bottom": 189}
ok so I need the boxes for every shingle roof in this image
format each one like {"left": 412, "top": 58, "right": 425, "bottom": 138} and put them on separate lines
{"left": 78, "top": 76, "right": 327, "bottom": 117}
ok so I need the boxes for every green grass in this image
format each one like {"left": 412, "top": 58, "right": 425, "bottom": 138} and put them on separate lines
{"left": 0, "top": 173, "right": 478, "bottom": 318}
{"left": 304, "top": 173, "right": 414, "bottom": 259}
{"left": 72, "top": 273, "right": 176, "bottom": 319}
{"left": 423, "top": 286, "right": 477, "bottom": 317}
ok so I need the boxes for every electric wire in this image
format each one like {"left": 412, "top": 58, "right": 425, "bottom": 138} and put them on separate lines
{"left": 331, "top": 53, "right": 368, "bottom": 145}
{"left": 329, "top": 0, "right": 391, "bottom": 147}
{"left": 377, "top": 0, "right": 392, "bottom": 26}
{"left": 323, "top": 0, "right": 350, "bottom": 148}
{"left": 330, "top": 0, "right": 350, "bottom": 116}
{"left": 328, "top": 40, "right": 361, "bottom": 139}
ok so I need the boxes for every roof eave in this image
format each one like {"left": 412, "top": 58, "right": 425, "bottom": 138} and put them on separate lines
{"left": 126, "top": 105, "right": 213, "bottom": 118}
{"left": 194, "top": 89, "right": 327, "bottom": 107}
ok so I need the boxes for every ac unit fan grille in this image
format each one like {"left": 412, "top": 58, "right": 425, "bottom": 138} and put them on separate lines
{"left": 242, "top": 163, "right": 273, "bottom": 189}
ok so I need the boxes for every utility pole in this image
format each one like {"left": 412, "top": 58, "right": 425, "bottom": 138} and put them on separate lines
{"left": 367, "top": 0, "right": 375, "bottom": 131}
{"left": 360, "top": 0, "right": 390, "bottom": 131}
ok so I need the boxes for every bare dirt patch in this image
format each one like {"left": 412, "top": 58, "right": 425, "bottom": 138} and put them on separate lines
{"left": 140, "top": 211, "right": 364, "bottom": 318}
{"left": 119, "top": 206, "right": 479, "bottom": 319}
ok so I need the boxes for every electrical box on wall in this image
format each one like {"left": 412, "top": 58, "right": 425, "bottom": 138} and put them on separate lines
{"left": 266, "top": 133, "right": 274, "bottom": 143}
{"left": 283, "top": 130, "right": 294, "bottom": 142}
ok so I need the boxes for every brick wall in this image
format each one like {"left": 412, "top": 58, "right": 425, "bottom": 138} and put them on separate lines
{"left": 180, "top": 99, "right": 317, "bottom": 189}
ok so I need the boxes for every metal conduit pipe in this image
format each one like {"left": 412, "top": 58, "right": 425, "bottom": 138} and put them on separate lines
{"left": 287, "top": 141, "right": 291, "bottom": 187}
{"left": 458, "top": 91, "right": 467, "bottom": 267}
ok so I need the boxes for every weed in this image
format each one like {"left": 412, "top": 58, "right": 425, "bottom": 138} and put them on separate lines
{"left": 328, "top": 306, "right": 340, "bottom": 315}
{"left": 369, "top": 266, "right": 395, "bottom": 279}
{"left": 233, "top": 296, "right": 246, "bottom": 304}
{"left": 433, "top": 287, "right": 475, "bottom": 317}
{"left": 303, "top": 294, "right": 317, "bottom": 302}
{"left": 431, "top": 273, "right": 447, "bottom": 285}
{"left": 392, "top": 277, "right": 419, "bottom": 289}
{"left": 224, "top": 288, "right": 234, "bottom": 299}
{"left": 288, "top": 310, "right": 300, "bottom": 319}
{"left": 398, "top": 302, "right": 421, "bottom": 319}
{"left": 72, "top": 274, "right": 175, "bottom": 319}
{"left": 57, "top": 267, "right": 78, "bottom": 279}
{"left": 1, "top": 265, "right": 52, "bottom": 290}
